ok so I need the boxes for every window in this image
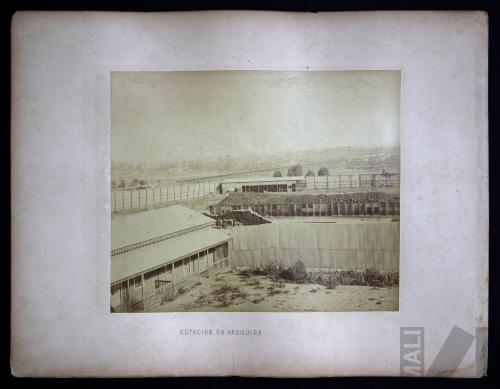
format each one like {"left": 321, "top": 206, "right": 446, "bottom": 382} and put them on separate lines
{"left": 214, "top": 243, "right": 229, "bottom": 262}
{"left": 134, "top": 275, "right": 142, "bottom": 288}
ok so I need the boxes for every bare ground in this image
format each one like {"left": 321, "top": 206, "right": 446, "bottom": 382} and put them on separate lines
{"left": 150, "top": 271, "right": 399, "bottom": 312}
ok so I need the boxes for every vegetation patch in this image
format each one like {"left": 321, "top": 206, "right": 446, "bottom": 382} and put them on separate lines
{"left": 210, "top": 282, "right": 248, "bottom": 307}
{"left": 238, "top": 261, "right": 398, "bottom": 288}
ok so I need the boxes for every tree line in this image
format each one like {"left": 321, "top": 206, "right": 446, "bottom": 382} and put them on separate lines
{"left": 273, "top": 165, "right": 330, "bottom": 177}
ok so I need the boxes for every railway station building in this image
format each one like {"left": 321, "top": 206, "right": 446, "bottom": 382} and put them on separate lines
{"left": 218, "top": 176, "right": 306, "bottom": 194}
{"left": 111, "top": 205, "right": 231, "bottom": 311}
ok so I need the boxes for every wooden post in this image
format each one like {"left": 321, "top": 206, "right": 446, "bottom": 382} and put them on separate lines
{"left": 141, "top": 273, "right": 145, "bottom": 311}
{"left": 138, "top": 189, "right": 141, "bottom": 208}
{"left": 159, "top": 186, "right": 162, "bottom": 202}
{"left": 338, "top": 175, "right": 342, "bottom": 188}
{"left": 145, "top": 188, "right": 148, "bottom": 206}
{"left": 172, "top": 262, "right": 176, "bottom": 289}
{"left": 113, "top": 192, "right": 116, "bottom": 212}
{"left": 130, "top": 190, "right": 133, "bottom": 209}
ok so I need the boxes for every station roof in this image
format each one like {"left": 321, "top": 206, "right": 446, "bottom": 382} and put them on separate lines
{"left": 216, "top": 191, "right": 400, "bottom": 206}
{"left": 221, "top": 176, "right": 305, "bottom": 184}
{"left": 112, "top": 205, "right": 214, "bottom": 251}
{"left": 111, "top": 227, "right": 231, "bottom": 283}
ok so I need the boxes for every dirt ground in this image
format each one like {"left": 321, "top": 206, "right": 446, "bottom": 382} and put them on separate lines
{"left": 150, "top": 270, "right": 399, "bottom": 312}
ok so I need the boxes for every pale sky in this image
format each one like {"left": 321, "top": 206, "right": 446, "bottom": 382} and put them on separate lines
{"left": 111, "top": 71, "right": 400, "bottom": 163}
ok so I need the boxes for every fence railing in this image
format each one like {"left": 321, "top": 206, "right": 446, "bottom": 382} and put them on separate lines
{"left": 111, "top": 181, "right": 217, "bottom": 213}
{"left": 304, "top": 174, "right": 399, "bottom": 190}
{"left": 111, "top": 173, "right": 399, "bottom": 213}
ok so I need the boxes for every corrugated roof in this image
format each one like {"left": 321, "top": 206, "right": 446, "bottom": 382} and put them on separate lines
{"left": 216, "top": 191, "right": 400, "bottom": 207}
{"left": 112, "top": 205, "right": 214, "bottom": 251}
{"left": 221, "top": 176, "right": 305, "bottom": 184}
{"left": 111, "top": 227, "right": 231, "bottom": 283}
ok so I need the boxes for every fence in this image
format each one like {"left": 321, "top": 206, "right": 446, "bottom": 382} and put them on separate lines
{"left": 175, "top": 160, "right": 399, "bottom": 185}
{"left": 304, "top": 174, "right": 399, "bottom": 190}
{"left": 111, "top": 173, "right": 399, "bottom": 213}
{"left": 111, "top": 181, "right": 217, "bottom": 213}
{"left": 230, "top": 222, "right": 399, "bottom": 272}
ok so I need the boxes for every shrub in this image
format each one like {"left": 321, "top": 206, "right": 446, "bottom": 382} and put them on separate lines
{"left": 215, "top": 293, "right": 232, "bottom": 307}
{"left": 292, "top": 260, "right": 308, "bottom": 282}
{"left": 238, "top": 268, "right": 253, "bottom": 278}
{"left": 255, "top": 261, "right": 398, "bottom": 288}
{"left": 211, "top": 283, "right": 247, "bottom": 307}
{"left": 246, "top": 279, "right": 262, "bottom": 287}
{"left": 364, "top": 267, "right": 386, "bottom": 287}
{"left": 263, "top": 262, "right": 285, "bottom": 280}
{"left": 212, "top": 282, "right": 239, "bottom": 295}
{"left": 252, "top": 267, "right": 268, "bottom": 276}
{"left": 162, "top": 293, "right": 176, "bottom": 303}
{"left": 324, "top": 274, "right": 338, "bottom": 289}
{"left": 279, "top": 260, "right": 308, "bottom": 283}
{"left": 194, "top": 292, "right": 212, "bottom": 306}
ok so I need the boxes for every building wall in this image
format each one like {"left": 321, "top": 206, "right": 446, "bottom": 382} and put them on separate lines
{"left": 111, "top": 241, "right": 230, "bottom": 311}
{"left": 220, "top": 180, "right": 305, "bottom": 194}
{"left": 230, "top": 222, "right": 399, "bottom": 272}
{"left": 216, "top": 201, "right": 400, "bottom": 217}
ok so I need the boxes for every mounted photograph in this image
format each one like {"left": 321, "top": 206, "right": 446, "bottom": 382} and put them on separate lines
{"left": 110, "top": 70, "right": 400, "bottom": 312}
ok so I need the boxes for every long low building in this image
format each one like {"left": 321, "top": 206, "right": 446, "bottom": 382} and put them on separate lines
{"left": 211, "top": 191, "right": 400, "bottom": 217}
{"left": 111, "top": 205, "right": 231, "bottom": 311}
{"left": 218, "top": 176, "right": 306, "bottom": 194}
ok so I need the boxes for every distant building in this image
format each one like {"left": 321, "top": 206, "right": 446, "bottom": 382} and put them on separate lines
{"left": 111, "top": 205, "right": 231, "bottom": 311}
{"left": 211, "top": 192, "right": 400, "bottom": 217}
{"left": 218, "top": 176, "right": 306, "bottom": 194}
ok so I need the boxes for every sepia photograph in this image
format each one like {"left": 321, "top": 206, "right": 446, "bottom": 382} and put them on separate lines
{"left": 11, "top": 10, "right": 488, "bottom": 377}
{"left": 110, "top": 70, "right": 401, "bottom": 312}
